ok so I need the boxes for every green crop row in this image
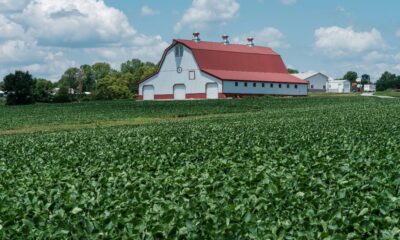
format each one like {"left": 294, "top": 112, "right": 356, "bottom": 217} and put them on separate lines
{"left": 1, "top": 97, "right": 400, "bottom": 239}
{"left": 0, "top": 96, "right": 379, "bottom": 131}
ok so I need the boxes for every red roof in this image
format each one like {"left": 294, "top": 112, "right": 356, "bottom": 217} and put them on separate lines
{"left": 141, "top": 39, "right": 307, "bottom": 84}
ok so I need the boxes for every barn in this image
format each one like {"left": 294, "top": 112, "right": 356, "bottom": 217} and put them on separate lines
{"left": 137, "top": 33, "right": 308, "bottom": 100}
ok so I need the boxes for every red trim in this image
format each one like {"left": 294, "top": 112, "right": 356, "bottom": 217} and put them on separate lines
{"left": 219, "top": 93, "right": 227, "bottom": 99}
{"left": 224, "top": 93, "right": 307, "bottom": 99}
{"left": 136, "top": 92, "right": 306, "bottom": 101}
{"left": 155, "top": 94, "right": 174, "bottom": 100}
{"left": 186, "top": 93, "right": 207, "bottom": 99}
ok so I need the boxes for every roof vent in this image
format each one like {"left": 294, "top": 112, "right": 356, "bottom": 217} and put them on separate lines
{"left": 247, "top": 37, "right": 255, "bottom": 47}
{"left": 193, "top": 32, "right": 200, "bottom": 42}
{"left": 222, "top": 34, "right": 230, "bottom": 45}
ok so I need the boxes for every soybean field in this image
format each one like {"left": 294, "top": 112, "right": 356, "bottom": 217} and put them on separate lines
{"left": 1, "top": 97, "right": 400, "bottom": 239}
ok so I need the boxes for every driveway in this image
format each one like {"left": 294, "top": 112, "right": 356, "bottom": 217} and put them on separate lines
{"left": 361, "top": 92, "right": 396, "bottom": 99}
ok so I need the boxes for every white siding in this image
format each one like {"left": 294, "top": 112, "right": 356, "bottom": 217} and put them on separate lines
{"left": 307, "top": 74, "right": 328, "bottom": 91}
{"left": 364, "top": 85, "right": 376, "bottom": 92}
{"left": 223, "top": 81, "right": 308, "bottom": 96}
{"left": 139, "top": 44, "right": 222, "bottom": 96}
{"left": 327, "top": 80, "right": 351, "bottom": 93}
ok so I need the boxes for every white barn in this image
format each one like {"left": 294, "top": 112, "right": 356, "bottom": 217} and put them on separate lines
{"left": 327, "top": 79, "right": 351, "bottom": 93}
{"left": 292, "top": 72, "right": 329, "bottom": 92}
{"left": 137, "top": 33, "right": 308, "bottom": 100}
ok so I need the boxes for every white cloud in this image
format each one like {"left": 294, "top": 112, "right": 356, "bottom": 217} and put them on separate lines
{"left": 141, "top": 6, "right": 159, "bottom": 16}
{"left": 394, "top": 53, "right": 400, "bottom": 61}
{"left": 0, "top": 15, "right": 26, "bottom": 40}
{"left": 314, "top": 26, "right": 385, "bottom": 57}
{"left": 281, "top": 0, "right": 296, "bottom": 5}
{"left": 0, "top": 0, "right": 29, "bottom": 12}
{"left": 233, "top": 27, "right": 290, "bottom": 49}
{"left": 16, "top": 0, "right": 136, "bottom": 47}
{"left": 174, "top": 0, "right": 240, "bottom": 33}
{"left": 85, "top": 35, "right": 169, "bottom": 66}
{"left": 0, "top": 0, "right": 168, "bottom": 81}
{"left": 363, "top": 51, "right": 390, "bottom": 62}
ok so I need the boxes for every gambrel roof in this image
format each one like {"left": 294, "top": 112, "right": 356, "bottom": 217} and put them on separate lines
{"left": 141, "top": 39, "right": 308, "bottom": 84}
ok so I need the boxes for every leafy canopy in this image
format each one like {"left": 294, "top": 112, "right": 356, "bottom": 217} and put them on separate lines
{"left": 3, "top": 71, "right": 36, "bottom": 105}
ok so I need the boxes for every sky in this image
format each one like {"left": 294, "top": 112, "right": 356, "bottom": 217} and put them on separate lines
{"left": 1, "top": 0, "right": 400, "bottom": 81}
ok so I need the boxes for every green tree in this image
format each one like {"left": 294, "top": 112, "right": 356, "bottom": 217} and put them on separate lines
{"left": 288, "top": 68, "right": 299, "bottom": 74}
{"left": 58, "top": 67, "right": 80, "bottom": 90}
{"left": 0, "top": 81, "right": 4, "bottom": 91}
{"left": 120, "top": 59, "right": 157, "bottom": 94}
{"left": 53, "top": 85, "right": 73, "bottom": 103}
{"left": 80, "top": 64, "right": 96, "bottom": 92}
{"left": 121, "top": 59, "right": 143, "bottom": 74}
{"left": 361, "top": 74, "right": 371, "bottom": 85}
{"left": 34, "top": 78, "right": 54, "bottom": 102}
{"left": 343, "top": 71, "right": 358, "bottom": 83}
{"left": 93, "top": 74, "right": 132, "bottom": 100}
{"left": 141, "top": 62, "right": 157, "bottom": 78}
{"left": 92, "top": 62, "right": 112, "bottom": 81}
{"left": 3, "top": 71, "right": 36, "bottom": 105}
{"left": 376, "top": 71, "right": 399, "bottom": 91}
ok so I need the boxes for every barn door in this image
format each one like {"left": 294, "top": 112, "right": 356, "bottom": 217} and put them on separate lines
{"left": 174, "top": 84, "right": 186, "bottom": 100}
{"left": 206, "top": 83, "right": 219, "bottom": 99}
{"left": 143, "top": 85, "right": 154, "bottom": 100}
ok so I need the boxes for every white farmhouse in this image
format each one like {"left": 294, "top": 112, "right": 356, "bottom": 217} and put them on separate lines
{"left": 327, "top": 79, "right": 351, "bottom": 93}
{"left": 292, "top": 72, "right": 329, "bottom": 92}
{"left": 137, "top": 33, "right": 308, "bottom": 100}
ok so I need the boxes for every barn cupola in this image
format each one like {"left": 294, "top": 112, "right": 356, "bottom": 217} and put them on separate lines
{"left": 247, "top": 37, "right": 255, "bottom": 47}
{"left": 193, "top": 32, "right": 201, "bottom": 42}
{"left": 222, "top": 34, "right": 230, "bottom": 45}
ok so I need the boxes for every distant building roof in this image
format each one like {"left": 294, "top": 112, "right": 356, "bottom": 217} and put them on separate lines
{"left": 292, "top": 72, "right": 329, "bottom": 80}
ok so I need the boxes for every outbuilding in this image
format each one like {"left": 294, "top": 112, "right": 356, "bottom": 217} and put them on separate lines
{"left": 363, "top": 84, "right": 376, "bottom": 92}
{"left": 292, "top": 72, "right": 329, "bottom": 92}
{"left": 137, "top": 33, "right": 308, "bottom": 100}
{"left": 327, "top": 79, "right": 351, "bottom": 93}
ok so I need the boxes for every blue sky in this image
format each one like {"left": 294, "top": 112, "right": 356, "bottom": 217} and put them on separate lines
{"left": 1, "top": 0, "right": 400, "bottom": 81}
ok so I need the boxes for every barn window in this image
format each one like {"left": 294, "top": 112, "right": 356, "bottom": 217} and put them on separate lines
{"left": 175, "top": 45, "right": 184, "bottom": 57}
{"left": 270, "top": 83, "right": 274, "bottom": 88}
{"left": 189, "top": 70, "right": 196, "bottom": 80}
{"left": 287, "top": 84, "right": 290, "bottom": 88}
{"left": 253, "top": 83, "right": 257, "bottom": 87}
{"left": 235, "top": 82, "right": 238, "bottom": 87}
{"left": 244, "top": 82, "right": 248, "bottom": 87}
{"left": 279, "top": 84, "right": 282, "bottom": 88}
{"left": 311, "top": 85, "right": 314, "bottom": 89}
{"left": 295, "top": 84, "right": 298, "bottom": 89}
{"left": 262, "top": 83, "right": 265, "bottom": 88}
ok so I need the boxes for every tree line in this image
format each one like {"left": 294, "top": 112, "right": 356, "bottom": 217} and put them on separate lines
{"left": 0, "top": 59, "right": 156, "bottom": 105}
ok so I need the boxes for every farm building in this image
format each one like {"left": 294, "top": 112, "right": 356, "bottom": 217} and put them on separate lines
{"left": 0, "top": 90, "right": 4, "bottom": 97}
{"left": 363, "top": 84, "right": 376, "bottom": 92}
{"left": 292, "top": 72, "right": 329, "bottom": 92}
{"left": 137, "top": 33, "right": 308, "bottom": 100}
{"left": 327, "top": 79, "right": 351, "bottom": 93}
